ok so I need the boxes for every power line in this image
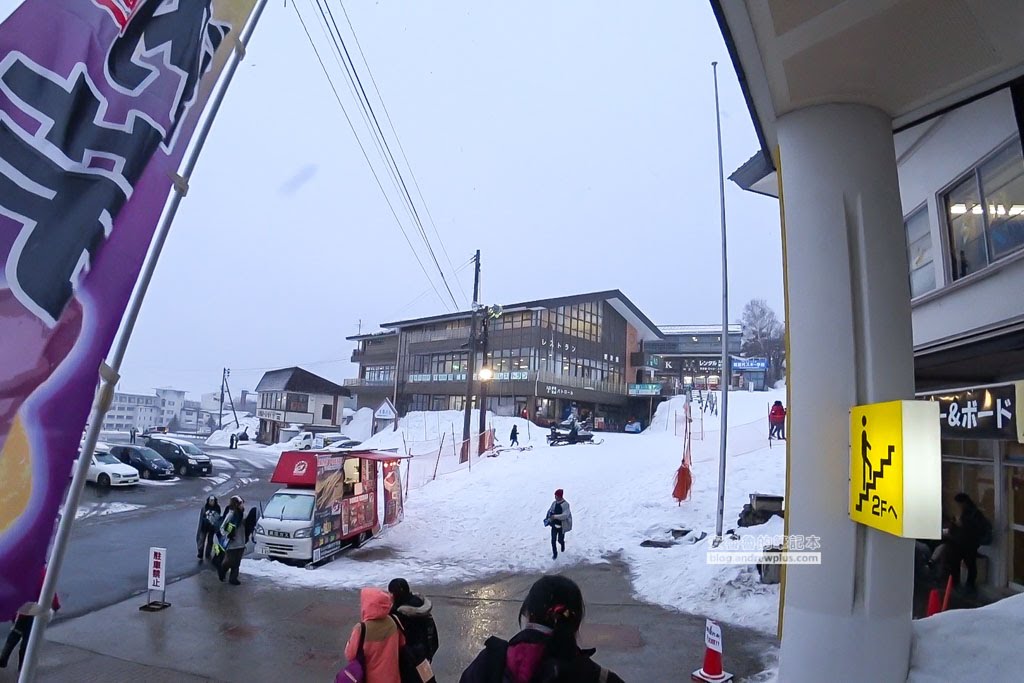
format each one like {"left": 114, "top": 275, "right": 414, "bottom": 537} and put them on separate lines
{"left": 291, "top": 1, "right": 452, "bottom": 311}
{"left": 337, "top": 0, "right": 469, "bottom": 308}
{"left": 315, "top": 0, "right": 460, "bottom": 309}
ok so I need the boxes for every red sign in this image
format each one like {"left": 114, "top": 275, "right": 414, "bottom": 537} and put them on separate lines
{"left": 272, "top": 451, "right": 318, "bottom": 487}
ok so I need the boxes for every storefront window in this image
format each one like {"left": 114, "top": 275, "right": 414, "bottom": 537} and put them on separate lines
{"left": 941, "top": 438, "right": 991, "bottom": 460}
{"left": 1007, "top": 465, "right": 1024, "bottom": 587}
{"left": 941, "top": 460, "right": 995, "bottom": 522}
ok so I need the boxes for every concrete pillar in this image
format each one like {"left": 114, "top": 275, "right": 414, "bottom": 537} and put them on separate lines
{"left": 777, "top": 104, "right": 916, "bottom": 682}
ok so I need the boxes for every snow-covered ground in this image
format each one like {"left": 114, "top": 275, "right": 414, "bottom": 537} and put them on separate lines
{"left": 245, "top": 389, "right": 787, "bottom": 635}
{"left": 908, "top": 592, "right": 1024, "bottom": 681}
{"left": 205, "top": 415, "right": 260, "bottom": 447}
{"left": 74, "top": 502, "right": 144, "bottom": 520}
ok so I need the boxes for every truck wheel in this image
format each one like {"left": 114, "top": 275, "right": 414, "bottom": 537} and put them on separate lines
{"left": 353, "top": 531, "right": 371, "bottom": 548}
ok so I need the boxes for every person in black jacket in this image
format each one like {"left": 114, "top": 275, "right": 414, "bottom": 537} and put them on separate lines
{"left": 388, "top": 578, "right": 439, "bottom": 663}
{"left": 196, "top": 496, "right": 221, "bottom": 561}
{"left": 460, "top": 575, "right": 623, "bottom": 683}
{"left": 510, "top": 425, "right": 519, "bottom": 447}
{"left": 942, "top": 492, "right": 991, "bottom": 591}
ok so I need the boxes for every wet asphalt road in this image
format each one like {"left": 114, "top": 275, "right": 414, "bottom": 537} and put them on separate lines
{"left": 56, "top": 438, "right": 279, "bottom": 620}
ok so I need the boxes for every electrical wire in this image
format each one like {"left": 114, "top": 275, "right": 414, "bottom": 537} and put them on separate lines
{"left": 337, "top": 0, "right": 469, "bottom": 308}
{"left": 291, "top": 1, "right": 452, "bottom": 311}
{"left": 314, "top": 0, "right": 460, "bottom": 310}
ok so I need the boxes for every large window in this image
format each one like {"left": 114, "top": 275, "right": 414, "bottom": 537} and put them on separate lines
{"left": 905, "top": 207, "right": 935, "bottom": 297}
{"left": 362, "top": 365, "right": 394, "bottom": 383}
{"left": 945, "top": 137, "right": 1024, "bottom": 279}
{"left": 539, "top": 301, "right": 603, "bottom": 342}
{"left": 286, "top": 393, "right": 308, "bottom": 412}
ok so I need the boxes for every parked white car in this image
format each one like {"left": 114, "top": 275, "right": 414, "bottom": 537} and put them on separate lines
{"left": 78, "top": 442, "right": 140, "bottom": 487}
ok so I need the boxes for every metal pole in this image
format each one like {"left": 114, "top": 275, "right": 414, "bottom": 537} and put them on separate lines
{"left": 712, "top": 61, "right": 730, "bottom": 545}
{"left": 461, "top": 250, "right": 480, "bottom": 462}
{"left": 18, "top": 4, "right": 268, "bottom": 680}
{"left": 477, "top": 314, "right": 489, "bottom": 452}
{"left": 218, "top": 368, "right": 226, "bottom": 430}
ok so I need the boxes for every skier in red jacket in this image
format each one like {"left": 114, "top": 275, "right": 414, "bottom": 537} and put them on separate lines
{"left": 769, "top": 401, "right": 787, "bottom": 440}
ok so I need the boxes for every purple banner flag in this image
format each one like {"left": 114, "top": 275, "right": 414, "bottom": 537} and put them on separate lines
{"left": 0, "top": 0, "right": 256, "bottom": 618}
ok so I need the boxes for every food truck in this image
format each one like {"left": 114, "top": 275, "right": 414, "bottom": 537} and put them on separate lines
{"left": 254, "top": 449, "right": 408, "bottom": 565}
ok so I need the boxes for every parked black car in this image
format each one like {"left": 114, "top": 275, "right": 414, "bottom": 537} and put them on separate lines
{"left": 144, "top": 436, "right": 213, "bottom": 476}
{"left": 110, "top": 445, "right": 175, "bottom": 480}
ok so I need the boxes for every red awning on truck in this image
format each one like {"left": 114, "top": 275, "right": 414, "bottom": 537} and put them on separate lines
{"left": 271, "top": 449, "right": 408, "bottom": 487}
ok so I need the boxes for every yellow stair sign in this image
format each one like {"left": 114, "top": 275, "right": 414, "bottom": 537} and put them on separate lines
{"left": 849, "top": 400, "right": 942, "bottom": 539}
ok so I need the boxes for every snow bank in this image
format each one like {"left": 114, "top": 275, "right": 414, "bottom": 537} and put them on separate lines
{"left": 244, "top": 390, "right": 786, "bottom": 634}
{"left": 908, "top": 593, "right": 1024, "bottom": 682}
{"left": 205, "top": 415, "right": 260, "bottom": 447}
{"left": 345, "top": 407, "right": 374, "bottom": 442}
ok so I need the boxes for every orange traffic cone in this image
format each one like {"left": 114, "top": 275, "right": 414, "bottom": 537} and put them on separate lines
{"left": 925, "top": 588, "right": 941, "bottom": 617}
{"left": 941, "top": 574, "right": 954, "bottom": 612}
{"left": 692, "top": 619, "right": 734, "bottom": 682}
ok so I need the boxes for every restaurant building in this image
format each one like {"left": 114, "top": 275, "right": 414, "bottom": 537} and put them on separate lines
{"left": 347, "top": 290, "right": 664, "bottom": 430}
{"left": 255, "top": 367, "right": 351, "bottom": 445}
{"left": 642, "top": 324, "right": 743, "bottom": 392}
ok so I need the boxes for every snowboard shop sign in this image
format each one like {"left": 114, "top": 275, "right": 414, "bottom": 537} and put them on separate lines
{"left": 0, "top": 0, "right": 257, "bottom": 620}
{"left": 848, "top": 400, "right": 942, "bottom": 539}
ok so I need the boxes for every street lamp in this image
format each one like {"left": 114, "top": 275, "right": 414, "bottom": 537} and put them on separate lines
{"left": 479, "top": 366, "right": 494, "bottom": 382}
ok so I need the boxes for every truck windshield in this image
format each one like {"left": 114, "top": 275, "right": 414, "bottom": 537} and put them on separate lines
{"left": 264, "top": 493, "right": 314, "bottom": 521}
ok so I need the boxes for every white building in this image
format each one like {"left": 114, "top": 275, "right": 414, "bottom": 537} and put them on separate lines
{"left": 713, "top": 2, "right": 1024, "bottom": 679}
{"left": 101, "top": 392, "right": 160, "bottom": 432}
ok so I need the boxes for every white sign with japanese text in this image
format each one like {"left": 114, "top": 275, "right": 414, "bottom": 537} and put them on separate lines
{"left": 704, "top": 619, "right": 723, "bottom": 653}
{"left": 148, "top": 547, "right": 166, "bottom": 592}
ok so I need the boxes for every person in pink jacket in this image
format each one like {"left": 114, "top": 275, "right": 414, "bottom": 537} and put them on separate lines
{"left": 345, "top": 587, "right": 405, "bottom": 682}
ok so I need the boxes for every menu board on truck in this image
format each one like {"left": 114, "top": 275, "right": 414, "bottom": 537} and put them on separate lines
{"left": 383, "top": 460, "right": 404, "bottom": 526}
{"left": 312, "top": 454, "right": 345, "bottom": 563}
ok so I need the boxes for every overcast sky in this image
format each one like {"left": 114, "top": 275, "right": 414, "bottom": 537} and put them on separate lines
{"left": 111, "top": 0, "right": 783, "bottom": 396}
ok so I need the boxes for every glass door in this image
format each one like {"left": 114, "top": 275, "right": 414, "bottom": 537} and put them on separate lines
{"left": 1006, "top": 459, "right": 1024, "bottom": 590}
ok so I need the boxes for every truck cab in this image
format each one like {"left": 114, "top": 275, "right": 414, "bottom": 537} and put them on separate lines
{"left": 253, "top": 449, "right": 408, "bottom": 565}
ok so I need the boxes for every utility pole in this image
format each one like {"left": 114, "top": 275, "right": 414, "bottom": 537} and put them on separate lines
{"left": 218, "top": 368, "right": 226, "bottom": 430}
{"left": 477, "top": 312, "right": 490, "bottom": 452}
{"left": 461, "top": 250, "right": 481, "bottom": 462}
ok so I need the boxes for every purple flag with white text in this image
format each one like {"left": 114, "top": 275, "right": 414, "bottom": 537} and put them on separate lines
{"left": 0, "top": 0, "right": 256, "bottom": 618}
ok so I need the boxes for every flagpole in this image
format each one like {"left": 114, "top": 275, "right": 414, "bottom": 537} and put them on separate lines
{"left": 712, "top": 61, "right": 730, "bottom": 545}
{"left": 18, "top": 3, "right": 268, "bottom": 679}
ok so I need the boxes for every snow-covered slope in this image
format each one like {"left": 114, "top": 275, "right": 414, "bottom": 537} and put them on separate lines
{"left": 244, "top": 389, "right": 787, "bottom": 634}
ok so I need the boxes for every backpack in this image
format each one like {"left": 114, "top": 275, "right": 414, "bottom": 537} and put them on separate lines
{"left": 390, "top": 616, "right": 435, "bottom": 683}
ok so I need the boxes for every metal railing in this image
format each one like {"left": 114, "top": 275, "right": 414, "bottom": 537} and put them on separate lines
{"left": 343, "top": 378, "right": 393, "bottom": 387}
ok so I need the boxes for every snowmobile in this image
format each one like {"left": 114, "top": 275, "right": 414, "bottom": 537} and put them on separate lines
{"left": 546, "top": 418, "right": 602, "bottom": 446}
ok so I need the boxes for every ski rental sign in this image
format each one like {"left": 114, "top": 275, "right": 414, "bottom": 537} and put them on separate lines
{"left": 0, "top": 0, "right": 256, "bottom": 619}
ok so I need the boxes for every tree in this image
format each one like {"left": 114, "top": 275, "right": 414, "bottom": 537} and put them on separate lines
{"left": 740, "top": 299, "right": 786, "bottom": 385}
{"left": 167, "top": 415, "right": 181, "bottom": 433}
{"left": 206, "top": 415, "right": 218, "bottom": 433}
